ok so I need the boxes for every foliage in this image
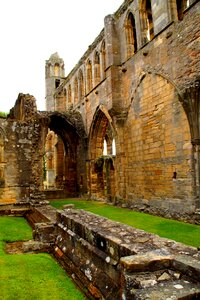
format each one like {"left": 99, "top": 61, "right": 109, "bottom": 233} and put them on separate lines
{"left": 50, "top": 199, "right": 200, "bottom": 248}
{"left": 0, "top": 111, "right": 8, "bottom": 118}
{"left": 0, "top": 216, "right": 85, "bottom": 300}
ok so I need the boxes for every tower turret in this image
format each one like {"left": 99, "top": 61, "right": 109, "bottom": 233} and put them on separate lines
{"left": 45, "top": 52, "right": 65, "bottom": 111}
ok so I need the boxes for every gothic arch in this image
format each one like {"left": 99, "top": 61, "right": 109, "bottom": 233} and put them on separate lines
{"left": 43, "top": 111, "right": 87, "bottom": 194}
{"left": 100, "top": 40, "right": 106, "bottom": 80}
{"left": 124, "top": 11, "right": 137, "bottom": 58}
{"left": 86, "top": 59, "right": 93, "bottom": 93}
{"left": 88, "top": 106, "right": 116, "bottom": 200}
{"left": 139, "top": 0, "right": 154, "bottom": 43}
{"left": 78, "top": 69, "right": 84, "bottom": 101}
{"left": 126, "top": 72, "right": 193, "bottom": 202}
{"left": 130, "top": 69, "right": 181, "bottom": 105}
{"left": 94, "top": 51, "right": 101, "bottom": 86}
{"left": 74, "top": 77, "right": 78, "bottom": 104}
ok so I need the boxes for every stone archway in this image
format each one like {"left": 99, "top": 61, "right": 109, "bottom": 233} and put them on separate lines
{"left": 88, "top": 106, "right": 116, "bottom": 201}
{"left": 42, "top": 111, "right": 87, "bottom": 196}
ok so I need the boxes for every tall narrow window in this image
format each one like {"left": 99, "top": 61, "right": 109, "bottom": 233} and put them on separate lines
{"left": 125, "top": 12, "right": 137, "bottom": 59}
{"left": 94, "top": 51, "right": 100, "bottom": 86}
{"left": 78, "top": 69, "right": 84, "bottom": 101}
{"left": 176, "top": 0, "right": 190, "bottom": 20}
{"left": 100, "top": 40, "right": 106, "bottom": 80}
{"left": 55, "top": 79, "right": 60, "bottom": 88}
{"left": 67, "top": 84, "right": 72, "bottom": 104}
{"left": 112, "top": 139, "right": 116, "bottom": 156}
{"left": 86, "top": 59, "right": 92, "bottom": 93}
{"left": 74, "top": 77, "right": 78, "bottom": 104}
{"left": 141, "top": 0, "right": 154, "bottom": 43}
{"left": 54, "top": 63, "right": 60, "bottom": 76}
{"left": 103, "top": 139, "right": 107, "bottom": 156}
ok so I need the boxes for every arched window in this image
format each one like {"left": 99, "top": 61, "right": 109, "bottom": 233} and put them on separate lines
{"left": 103, "top": 139, "right": 108, "bottom": 156}
{"left": 176, "top": 0, "right": 190, "bottom": 20}
{"left": 112, "top": 139, "right": 116, "bottom": 156}
{"left": 74, "top": 77, "right": 78, "bottom": 104}
{"left": 100, "top": 40, "right": 106, "bottom": 80}
{"left": 86, "top": 59, "right": 92, "bottom": 93}
{"left": 78, "top": 69, "right": 84, "bottom": 101}
{"left": 141, "top": 0, "right": 154, "bottom": 43}
{"left": 94, "top": 51, "right": 100, "bottom": 86}
{"left": 125, "top": 12, "right": 137, "bottom": 59}
{"left": 67, "top": 84, "right": 72, "bottom": 104}
{"left": 54, "top": 63, "right": 60, "bottom": 76}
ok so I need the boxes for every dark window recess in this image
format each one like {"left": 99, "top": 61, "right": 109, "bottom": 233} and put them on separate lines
{"left": 55, "top": 79, "right": 60, "bottom": 88}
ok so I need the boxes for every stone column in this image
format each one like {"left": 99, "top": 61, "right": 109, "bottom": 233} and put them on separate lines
{"left": 180, "top": 79, "right": 200, "bottom": 207}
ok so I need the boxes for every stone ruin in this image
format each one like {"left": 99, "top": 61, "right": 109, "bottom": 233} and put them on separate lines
{"left": 4, "top": 203, "right": 199, "bottom": 299}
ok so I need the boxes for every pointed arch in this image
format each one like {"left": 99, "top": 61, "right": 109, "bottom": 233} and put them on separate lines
{"left": 176, "top": 0, "right": 190, "bottom": 20}
{"left": 140, "top": 0, "right": 154, "bottom": 44}
{"left": 88, "top": 106, "right": 116, "bottom": 200}
{"left": 86, "top": 59, "right": 93, "bottom": 93}
{"left": 78, "top": 69, "right": 84, "bottom": 101}
{"left": 54, "top": 63, "right": 60, "bottom": 76}
{"left": 94, "top": 51, "right": 101, "bottom": 86}
{"left": 100, "top": 40, "right": 106, "bottom": 80}
{"left": 67, "top": 84, "right": 72, "bottom": 105}
{"left": 74, "top": 77, "right": 78, "bottom": 104}
{"left": 125, "top": 12, "right": 137, "bottom": 59}
{"left": 126, "top": 72, "right": 192, "bottom": 203}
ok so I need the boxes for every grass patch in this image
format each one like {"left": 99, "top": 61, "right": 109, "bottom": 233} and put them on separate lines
{"left": 50, "top": 199, "right": 200, "bottom": 248}
{"left": 0, "top": 216, "right": 85, "bottom": 300}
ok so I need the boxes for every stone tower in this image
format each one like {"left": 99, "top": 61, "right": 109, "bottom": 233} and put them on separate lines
{"left": 45, "top": 52, "right": 65, "bottom": 111}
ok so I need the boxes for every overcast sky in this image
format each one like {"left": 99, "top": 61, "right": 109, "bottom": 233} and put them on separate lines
{"left": 0, "top": 0, "right": 123, "bottom": 113}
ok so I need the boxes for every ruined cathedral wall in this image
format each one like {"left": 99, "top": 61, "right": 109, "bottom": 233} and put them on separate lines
{"left": 51, "top": 0, "right": 199, "bottom": 215}
{"left": 112, "top": 1, "right": 199, "bottom": 211}
{"left": 0, "top": 95, "right": 47, "bottom": 204}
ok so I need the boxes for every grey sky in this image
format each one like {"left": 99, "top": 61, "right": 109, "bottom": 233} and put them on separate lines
{"left": 0, "top": 0, "right": 123, "bottom": 112}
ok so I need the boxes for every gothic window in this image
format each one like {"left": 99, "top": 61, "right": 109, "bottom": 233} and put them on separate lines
{"left": 67, "top": 84, "right": 72, "bottom": 104}
{"left": 100, "top": 40, "right": 106, "bottom": 80}
{"left": 86, "top": 59, "right": 93, "bottom": 93}
{"left": 140, "top": 0, "right": 154, "bottom": 43}
{"left": 78, "top": 69, "right": 84, "bottom": 101}
{"left": 55, "top": 79, "right": 60, "bottom": 88}
{"left": 103, "top": 139, "right": 108, "bottom": 155}
{"left": 176, "top": 0, "right": 190, "bottom": 20}
{"left": 54, "top": 63, "right": 60, "bottom": 76}
{"left": 112, "top": 139, "right": 116, "bottom": 156}
{"left": 74, "top": 77, "right": 78, "bottom": 104}
{"left": 94, "top": 51, "right": 100, "bottom": 86}
{"left": 125, "top": 12, "right": 137, "bottom": 59}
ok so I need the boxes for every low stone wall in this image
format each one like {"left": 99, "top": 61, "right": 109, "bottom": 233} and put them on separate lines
{"left": 53, "top": 208, "right": 200, "bottom": 299}
{"left": 1, "top": 203, "right": 200, "bottom": 299}
{"left": 0, "top": 203, "right": 30, "bottom": 216}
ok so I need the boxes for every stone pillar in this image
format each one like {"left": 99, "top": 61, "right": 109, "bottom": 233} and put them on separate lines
{"left": 180, "top": 79, "right": 200, "bottom": 208}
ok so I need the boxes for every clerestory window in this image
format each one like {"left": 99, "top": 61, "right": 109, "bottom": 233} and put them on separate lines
{"left": 140, "top": 0, "right": 154, "bottom": 44}
{"left": 176, "top": 0, "right": 190, "bottom": 20}
{"left": 125, "top": 12, "right": 137, "bottom": 59}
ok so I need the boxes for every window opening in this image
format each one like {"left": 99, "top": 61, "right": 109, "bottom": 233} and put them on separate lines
{"left": 126, "top": 13, "right": 137, "bottom": 58}
{"left": 55, "top": 79, "right": 60, "bottom": 89}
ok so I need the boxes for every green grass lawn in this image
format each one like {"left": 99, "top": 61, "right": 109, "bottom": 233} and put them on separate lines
{"left": 50, "top": 199, "right": 200, "bottom": 248}
{"left": 0, "top": 216, "right": 85, "bottom": 300}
